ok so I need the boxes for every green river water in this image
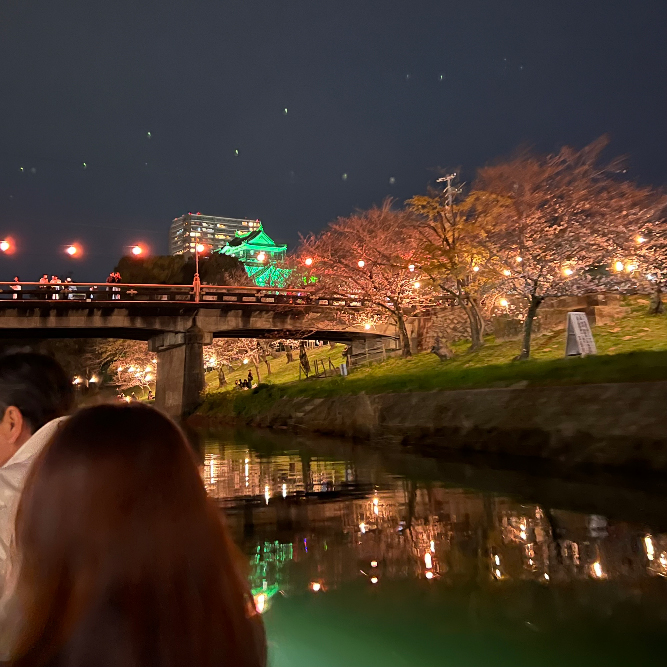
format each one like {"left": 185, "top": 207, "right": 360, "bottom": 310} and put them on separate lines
{"left": 196, "top": 427, "right": 667, "bottom": 667}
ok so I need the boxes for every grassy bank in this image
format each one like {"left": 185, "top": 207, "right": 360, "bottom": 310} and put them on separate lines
{"left": 198, "top": 297, "right": 667, "bottom": 418}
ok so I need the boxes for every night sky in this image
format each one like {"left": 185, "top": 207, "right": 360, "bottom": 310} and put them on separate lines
{"left": 1, "top": 0, "right": 666, "bottom": 282}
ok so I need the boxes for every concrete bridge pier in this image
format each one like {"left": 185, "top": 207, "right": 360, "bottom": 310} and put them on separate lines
{"left": 150, "top": 325, "right": 212, "bottom": 418}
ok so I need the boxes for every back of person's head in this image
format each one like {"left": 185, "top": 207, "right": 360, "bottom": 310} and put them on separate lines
{"left": 0, "top": 353, "right": 74, "bottom": 434}
{"left": 6, "top": 404, "right": 265, "bottom": 667}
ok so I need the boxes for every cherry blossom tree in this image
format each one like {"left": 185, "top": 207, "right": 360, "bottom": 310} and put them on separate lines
{"left": 407, "top": 176, "right": 505, "bottom": 351}
{"left": 600, "top": 187, "right": 667, "bottom": 314}
{"left": 475, "top": 138, "right": 647, "bottom": 360}
{"left": 86, "top": 340, "right": 156, "bottom": 391}
{"left": 298, "top": 201, "right": 431, "bottom": 356}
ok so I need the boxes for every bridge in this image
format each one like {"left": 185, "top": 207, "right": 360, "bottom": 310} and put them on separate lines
{"left": 0, "top": 282, "right": 397, "bottom": 417}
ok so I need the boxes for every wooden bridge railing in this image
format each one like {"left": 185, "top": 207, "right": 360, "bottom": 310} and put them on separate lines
{"left": 0, "top": 282, "right": 373, "bottom": 309}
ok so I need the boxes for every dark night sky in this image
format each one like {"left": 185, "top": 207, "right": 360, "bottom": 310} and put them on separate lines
{"left": 1, "top": 0, "right": 666, "bottom": 281}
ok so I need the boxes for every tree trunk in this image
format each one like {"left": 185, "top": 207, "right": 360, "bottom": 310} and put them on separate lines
{"left": 286, "top": 348, "right": 294, "bottom": 363}
{"left": 460, "top": 301, "right": 484, "bottom": 351}
{"left": 264, "top": 357, "right": 271, "bottom": 375}
{"left": 470, "top": 298, "right": 486, "bottom": 346}
{"left": 649, "top": 284, "right": 664, "bottom": 315}
{"left": 299, "top": 342, "right": 311, "bottom": 376}
{"left": 395, "top": 310, "right": 412, "bottom": 357}
{"left": 253, "top": 362, "right": 261, "bottom": 384}
{"left": 217, "top": 367, "right": 226, "bottom": 388}
{"left": 517, "top": 294, "right": 543, "bottom": 360}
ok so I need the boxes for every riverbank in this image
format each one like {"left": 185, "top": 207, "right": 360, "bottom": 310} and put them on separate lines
{"left": 194, "top": 351, "right": 667, "bottom": 472}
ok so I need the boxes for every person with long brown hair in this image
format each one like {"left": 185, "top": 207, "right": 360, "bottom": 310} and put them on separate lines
{"left": 0, "top": 404, "right": 265, "bottom": 667}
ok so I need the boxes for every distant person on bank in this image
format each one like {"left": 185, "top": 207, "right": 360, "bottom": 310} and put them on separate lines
{"left": 0, "top": 353, "right": 74, "bottom": 588}
{"left": 0, "top": 404, "right": 265, "bottom": 667}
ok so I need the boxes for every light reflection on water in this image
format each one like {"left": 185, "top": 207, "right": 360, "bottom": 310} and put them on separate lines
{"left": 199, "top": 429, "right": 667, "bottom": 667}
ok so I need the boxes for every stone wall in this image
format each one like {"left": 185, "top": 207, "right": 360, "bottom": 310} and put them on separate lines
{"left": 233, "top": 381, "right": 667, "bottom": 472}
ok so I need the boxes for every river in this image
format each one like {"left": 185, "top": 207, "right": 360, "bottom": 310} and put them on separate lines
{"left": 194, "top": 426, "right": 667, "bottom": 667}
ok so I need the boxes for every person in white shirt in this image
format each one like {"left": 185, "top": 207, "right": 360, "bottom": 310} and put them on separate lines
{"left": 0, "top": 353, "right": 74, "bottom": 587}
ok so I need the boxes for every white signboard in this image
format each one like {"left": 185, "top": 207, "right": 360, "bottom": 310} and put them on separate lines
{"left": 565, "top": 312, "right": 597, "bottom": 356}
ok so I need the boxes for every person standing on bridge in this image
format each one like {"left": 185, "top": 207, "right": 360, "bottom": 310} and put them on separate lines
{"left": 10, "top": 278, "right": 21, "bottom": 300}
{"left": 112, "top": 272, "right": 122, "bottom": 299}
{"left": 0, "top": 353, "right": 74, "bottom": 593}
{"left": 0, "top": 405, "right": 266, "bottom": 667}
{"left": 38, "top": 275, "right": 48, "bottom": 297}
{"left": 49, "top": 275, "right": 61, "bottom": 300}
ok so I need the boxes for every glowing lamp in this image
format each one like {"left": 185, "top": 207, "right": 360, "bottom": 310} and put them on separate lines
{"left": 131, "top": 245, "right": 143, "bottom": 256}
{"left": 0, "top": 240, "right": 10, "bottom": 252}
{"left": 500, "top": 299, "right": 509, "bottom": 308}
{"left": 311, "top": 582, "right": 321, "bottom": 592}
{"left": 544, "top": 573, "right": 550, "bottom": 581}
{"left": 563, "top": 268, "right": 573, "bottom": 276}
{"left": 196, "top": 243, "right": 205, "bottom": 253}
{"left": 255, "top": 594, "right": 266, "bottom": 614}
{"left": 592, "top": 562, "right": 603, "bottom": 578}
{"left": 357, "top": 260, "right": 365, "bottom": 268}
{"left": 89, "top": 376, "right": 98, "bottom": 383}
{"left": 243, "top": 358, "right": 249, "bottom": 364}
{"left": 413, "top": 281, "right": 420, "bottom": 288}
{"left": 516, "top": 257, "right": 522, "bottom": 262}
{"left": 72, "top": 377, "right": 81, "bottom": 385}
{"left": 257, "top": 251, "right": 266, "bottom": 262}
{"left": 370, "top": 577, "right": 378, "bottom": 584}
{"left": 637, "top": 236, "right": 646, "bottom": 244}
{"left": 408, "top": 264, "right": 415, "bottom": 272}
{"left": 503, "top": 269, "right": 511, "bottom": 276}
{"left": 473, "top": 266, "right": 480, "bottom": 272}
{"left": 425, "top": 571, "right": 434, "bottom": 580}
{"left": 364, "top": 323, "right": 371, "bottom": 330}
{"left": 66, "top": 245, "right": 78, "bottom": 256}
{"left": 645, "top": 535, "right": 655, "bottom": 561}
{"left": 370, "top": 560, "right": 378, "bottom": 568}
{"left": 424, "top": 553, "right": 432, "bottom": 569}
{"left": 614, "top": 261, "right": 624, "bottom": 272}
{"left": 304, "top": 257, "right": 313, "bottom": 266}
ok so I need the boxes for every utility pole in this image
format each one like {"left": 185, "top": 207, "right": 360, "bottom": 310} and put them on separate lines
{"left": 437, "top": 172, "right": 457, "bottom": 209}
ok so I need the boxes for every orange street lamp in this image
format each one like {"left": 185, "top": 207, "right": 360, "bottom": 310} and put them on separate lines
{"left": 357, "top": 260, "right": 365, "bottom": 268}
{"left": 304, "top": 257, "right": 313, "bottom": 266}
{"left": 131, "top": 244, "right": 145, "bottom": 256}
{"left": 65, "top": 244, "right": 81, "bottom": 257}
{"left": 0, "top": 240, "right": 10, "bottom": 253}
{"left": 257, "top": 251, "right": 266, "bottom": 262}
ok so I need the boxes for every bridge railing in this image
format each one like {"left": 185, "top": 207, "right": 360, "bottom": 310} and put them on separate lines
{"left": 0, "top": 282, "right": 374, "bottom": 308}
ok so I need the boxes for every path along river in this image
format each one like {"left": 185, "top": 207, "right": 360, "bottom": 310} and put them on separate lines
{"left": 194, "top": 426, "right": 667, "bottom": 667}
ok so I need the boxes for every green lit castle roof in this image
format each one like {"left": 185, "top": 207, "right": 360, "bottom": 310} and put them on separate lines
{"left": 214, "top": 223, "right": 290, "bottom": 286}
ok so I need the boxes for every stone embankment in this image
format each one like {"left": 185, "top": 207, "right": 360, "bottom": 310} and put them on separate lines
{"left": 199, "top": 382, "right": 667, "bottom": 472}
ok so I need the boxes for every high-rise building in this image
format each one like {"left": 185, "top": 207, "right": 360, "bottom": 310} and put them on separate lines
{"left": 169, "top": 213, "right": 262, "bottom": 256}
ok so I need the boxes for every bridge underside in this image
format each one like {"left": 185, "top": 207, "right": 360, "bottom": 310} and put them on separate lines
{"left": 0, "top": 327, "right": 386, "bottom": 342}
